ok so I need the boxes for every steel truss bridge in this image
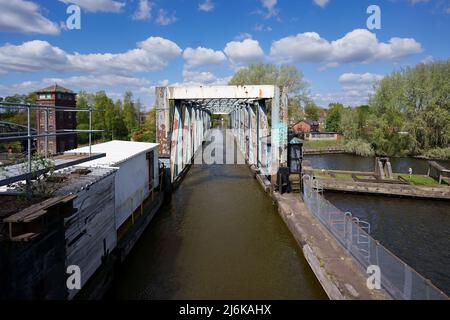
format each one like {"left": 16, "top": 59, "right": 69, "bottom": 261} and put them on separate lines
{"left": 156, "top": 85, "right": 289, "bottom": 183}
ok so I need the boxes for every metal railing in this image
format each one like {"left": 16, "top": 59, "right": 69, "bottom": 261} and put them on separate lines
{"left": 302, "top": 174, "right": 449, "bottom": 300}
{"left": 0, "top": 101, "right": 103, "bottom": 178}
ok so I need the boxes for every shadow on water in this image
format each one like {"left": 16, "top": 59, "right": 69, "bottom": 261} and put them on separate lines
{"left": 110, "top": 132, "right": 326, "bottom": 299}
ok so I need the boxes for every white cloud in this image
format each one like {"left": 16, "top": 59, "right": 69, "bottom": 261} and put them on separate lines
{"left": 313, "top": 91, "right": 370, "bottom": 107}
{"left": 0, "top": 74, "right": 151, "bottom": 95}
{"left": 182, "top": 70, "right": 218, "bottom": 84}
{"left": 0, "top": 37, "right": 182, "bottom": 75}
{"left": 158, "top": 79, "right": 170, "bottom": 86}
{"left": 173, "top": 73, "right": 231, "bottom": 87}
{"left": 339, "top": 72, "right": 384, "bottom": 85}
{"left": 224, "top": 39, "right": 265, "bottom": 67}
{"left": 270, "top": 29, "right": 423, "bottom": 65}
{"left": 199, "top": 0, "right": 214, "bottom": 12}
{"left": 0, "top": 75, "right": 157, "bottom": 110}
{"left": 254, "top": 23, "right": 272, "bottom": 32}
{"left": 132, "top": 0, "right": 152, "bottom": 21}
{"left": 313, "top": 0, "right": 329, "bottom": 8}
{"left": 421, "top": 55, "right": 435, "bottom": 64}
{"left": 0, "top": 0, "right": 59, "bottom": 35}
{"left": 234, "top": 32, "right": 253, "bottom": 41}
{"left": 313, "top": 72, "right": 384, "bottom": 107}
{"left": 183, "top": 47, "right": 226, "bottom": 69}
{"left": 155, "top": 9, "right": 177, "bottom": 25}
{"left": 0, "top": 40, "right": 69, "bottom": 73}
{"left": 58, "top": 0, "right": 125, "bottom": 13}
{"left": 260, "top": 0, "right": 279, "bottom": 18}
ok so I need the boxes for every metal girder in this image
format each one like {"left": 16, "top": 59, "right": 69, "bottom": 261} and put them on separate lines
{"left": 155, "top": 85, "right": 288, "bottom": 185}
{"left": 163, "top": 85, "right": 275, "bottom": 100}
{"left": 184, "top": 98, "right": 256, "bottom": 114}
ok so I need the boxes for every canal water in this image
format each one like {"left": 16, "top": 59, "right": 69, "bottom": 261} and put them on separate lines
{"left": 111, "top": 132, "right": 326, "bottom": 299}
{"left": 305, "top": 153, "right": 450, "bottom": 295}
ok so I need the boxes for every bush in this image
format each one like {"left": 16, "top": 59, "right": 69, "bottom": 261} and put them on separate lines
{"left": 423, "top": 147, "right": 450, "bottom": 160}
{"left": 344, "top": 139, "right": 375, "bottom": 157}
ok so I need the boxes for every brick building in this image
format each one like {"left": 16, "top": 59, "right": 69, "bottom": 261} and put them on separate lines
{"left": 291, "top": 119, "right": 319, "bottom": 134}
{"left": 36, "top": 84, "right": 77, "bottom": 154}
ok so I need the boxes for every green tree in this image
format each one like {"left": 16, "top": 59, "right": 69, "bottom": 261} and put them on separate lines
{"left": 132, "top": 108, "right": 156, "bottom": 142}
{"left": 123, "top": 91, "right": 138, "bottom": 138}
{"left": 369, "top": 59, "right": 450, "bottom": 156}
{"left": 325, "top": 103, "right": 344, "bottom": 132}
{"left": 229, "top": 63, "right": 310, "bottom": 123}
{"left": 304, "top": 103, "right": 320, "bottom": 121}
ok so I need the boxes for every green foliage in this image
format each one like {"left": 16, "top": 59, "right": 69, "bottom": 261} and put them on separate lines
{"left": 344, "top": 139, "right": 375, "bottom": 157}
{"left": 76, "top": 91, "right": 138, "bottom": 144}
{"left": 423, "top": 147, "right": 450, "bottom": 160}
{"left": 123, "top": 91, "right": 138, "bottom": 137}
{"left": 288, "top": 96, "right": 304, "bottom": 123}
{"left": 229, "top": 63, "right": 308, "bottom": 95}
{"left": 13, "top": 154, "right": 57, "bottom": 198}
{"left": 325, "top": 103, "right": 344, "bottom": 132}
{"left": 0, "top": 92, "right": 38, "bottom": 127}
{"left": 304, "top": 103, "right": 320, "bottom": 121}
{"left": 368, "top": 59, "right": 450, "bottom": 157}
{"left": 132, "top": 108, "right": 156, "bottom": 142}
{"left": 339, "top": 105, "right": 371, "bottom": 140}
{"left": 229, "top": 63, "right": 311, "bottom": 124}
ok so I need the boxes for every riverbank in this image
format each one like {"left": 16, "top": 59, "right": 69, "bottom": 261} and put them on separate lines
{"left": 250, "top": 169, "right": 387, "bottom": 300}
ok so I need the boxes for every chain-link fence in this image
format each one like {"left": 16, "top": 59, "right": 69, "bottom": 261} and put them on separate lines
{"left": 302, "top": 174, "right": 448, "bottom": 300}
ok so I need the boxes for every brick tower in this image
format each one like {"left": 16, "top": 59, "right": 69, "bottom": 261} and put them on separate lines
{"left": 36, "top": 84, "right": 77, "bottom": 154}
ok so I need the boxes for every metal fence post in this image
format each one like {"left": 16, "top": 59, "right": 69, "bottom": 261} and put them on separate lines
{"left": 27, "top": 105, "right": 31, "bottom": 173}
{"left": 89, "top": 106, "right": 92, "bottom": 156}
{"left": 44, "top": 107, "right": 48, "bottom": 158}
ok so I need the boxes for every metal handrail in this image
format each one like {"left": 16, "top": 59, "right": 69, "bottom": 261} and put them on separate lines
{"left": 0, "top": 102, "right": 104, "bottom": 180}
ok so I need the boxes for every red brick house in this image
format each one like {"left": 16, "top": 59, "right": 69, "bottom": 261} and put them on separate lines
{"left": 291, "top": 119, "right": 319, "bottom": 134}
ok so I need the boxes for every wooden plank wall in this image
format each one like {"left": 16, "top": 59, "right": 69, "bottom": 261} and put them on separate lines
{"left": 64, "top": 172, "right": 116, "bottom": 300}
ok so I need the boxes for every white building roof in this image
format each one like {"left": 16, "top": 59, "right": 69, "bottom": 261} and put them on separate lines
{"left": 64, "top": 140, "right": 159, "bottom": 167}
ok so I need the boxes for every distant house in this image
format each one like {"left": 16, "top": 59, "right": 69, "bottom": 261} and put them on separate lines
{"left": 304, "top": 132, "right": 342, "bottom": 141}
{"left": 291, "top": 119, "right": 320, "bottom": 134}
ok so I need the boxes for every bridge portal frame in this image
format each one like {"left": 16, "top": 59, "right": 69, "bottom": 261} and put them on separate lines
{"left": 156, "top": 85, "right": 289, "bottom": 185}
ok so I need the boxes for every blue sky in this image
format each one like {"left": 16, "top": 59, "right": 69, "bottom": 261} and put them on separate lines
{"left": 0, "top": 0, "right": 449, "bottom": 110}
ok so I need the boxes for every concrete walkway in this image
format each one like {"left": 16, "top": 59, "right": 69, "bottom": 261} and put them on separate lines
{"left": 272, "top": 191, "right": 389, "bottom": 300}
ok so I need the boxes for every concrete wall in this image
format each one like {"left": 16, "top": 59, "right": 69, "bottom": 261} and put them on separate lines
{"left": 317, "top": 178, "right": 450, "bottom": 200}
{"left": 305, "top": 133, "right": 340, "bottom": 141}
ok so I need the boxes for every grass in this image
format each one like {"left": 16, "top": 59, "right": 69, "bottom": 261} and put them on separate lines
{"left": 304, "top": 139, "right": 344, "bottom": 149}
{"left": 313, "top": 170, "right": 354, "bottom": 181}
{"left": 397, "top": 174, "right": 448, "bottom": 187}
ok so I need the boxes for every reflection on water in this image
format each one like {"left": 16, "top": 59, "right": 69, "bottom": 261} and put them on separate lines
{"left": 110, "top": 132, "right": 326, "bottom": 300}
